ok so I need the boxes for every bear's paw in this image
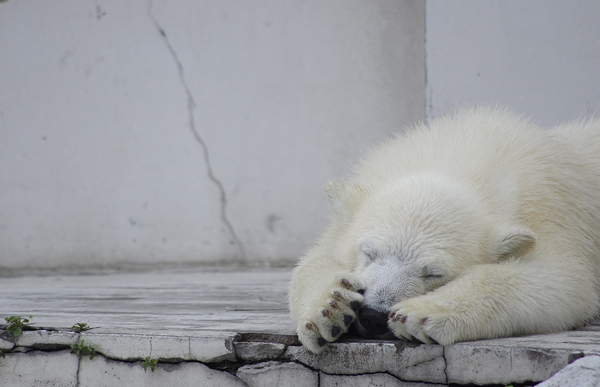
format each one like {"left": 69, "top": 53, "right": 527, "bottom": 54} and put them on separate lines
{"left": 388, "top": 295, "right": 463, "bottom": 346}
{"left": 297, "top": 274, "right": 365, "bottom": 354}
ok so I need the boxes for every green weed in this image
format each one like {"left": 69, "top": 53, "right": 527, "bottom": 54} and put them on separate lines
{"left": 142, "top": 356, "right": 158, "bottom": 372}
{"left": 71, "top": 323, "right": 92, "bottom": 333}
{"left": 4, "top": 315, "right": 33, "bottom": 337}
{"left": 70, "top": 339, "right": 99, "bottom": 359}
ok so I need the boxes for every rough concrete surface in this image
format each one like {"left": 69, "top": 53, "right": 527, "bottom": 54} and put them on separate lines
{"left": 233, "top": 341, "right": 286, "bottom": 362}
{"left": 1, "top": 269, "right": 600, "bottom": 386}
{"left": 319, "top": 372, "right": 446, "bottom": 387}
{"left": 236, "top": 361, "right": 318, "bottom": 387}
{"left": 0, "top": 350, "right": 78, "bottom": 387}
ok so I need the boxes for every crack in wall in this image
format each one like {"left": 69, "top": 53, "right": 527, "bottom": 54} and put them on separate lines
{"left": 147, "top": 0, "right": 246, "bottom": 261}
{"left": 424, "top": 1, "right": 433, "bottom": 124}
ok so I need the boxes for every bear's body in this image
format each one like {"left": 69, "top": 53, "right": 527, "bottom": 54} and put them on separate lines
{"left": 289, "top": 108, "right": 600, "bottom": 354}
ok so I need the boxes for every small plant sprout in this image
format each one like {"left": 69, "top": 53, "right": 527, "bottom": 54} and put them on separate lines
{"left": 71, "top": 323, "right": 92, "bottom": 333}
{"left": 4, "top": 315, "right": 34, "bottom": 337}
{"left": 142, "top": 356, "right": 158, "bottom": 372}
{"left": 0, "top": 349, "right": 4, "bottom": 359}
{"left": 70, "top": 339, "right": 99, "bottom": 359}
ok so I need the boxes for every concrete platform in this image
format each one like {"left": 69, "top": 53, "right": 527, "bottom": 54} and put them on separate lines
{"left": 1, "top": 268, "right": 599, "bottom": 386}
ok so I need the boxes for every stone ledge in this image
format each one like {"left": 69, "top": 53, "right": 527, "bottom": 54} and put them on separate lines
{"left": 2, "top": 328, "right": 598, "bottom": 386}
{"left": 79, "top": 331, "right": 237, "bottom": 363}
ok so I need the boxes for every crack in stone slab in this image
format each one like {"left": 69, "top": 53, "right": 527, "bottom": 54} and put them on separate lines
{"left": 442, "top": 345, "right": 448, "bottom": 385}
{"left": 147, "top": 0, "right": 246, "bottom": 261}
{"left": 75, "top": 346, "right": 82, "bottom": 387}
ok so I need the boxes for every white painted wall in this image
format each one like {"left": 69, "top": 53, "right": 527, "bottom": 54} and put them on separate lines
{"left": 0, "top": 1, "right": 425, "bottom": 271}
{"left": 426, "top": 0, "right": 600, "bottom": 125}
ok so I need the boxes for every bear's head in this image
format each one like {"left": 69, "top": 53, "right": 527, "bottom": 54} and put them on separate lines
{"left": 325, "top": 173, "right": 536, "bottom": 339}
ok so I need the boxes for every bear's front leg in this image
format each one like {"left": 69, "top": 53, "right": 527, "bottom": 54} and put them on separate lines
{"left": 289, "top": 250, "right": 365, "bottom": 353}
{"left": 388, "top": 259, "right": 599, "bottom": 345}
{"left": 388, "top": 293, "right": 462, "bottom": 345}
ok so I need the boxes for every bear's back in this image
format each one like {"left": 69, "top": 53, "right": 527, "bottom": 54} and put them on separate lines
{"left": 353, "top": 108, "right": 547, "bottom": 187}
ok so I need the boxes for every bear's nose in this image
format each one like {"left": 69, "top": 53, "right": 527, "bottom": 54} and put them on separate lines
{"left": 358, "top": 306, "right": 390, "bottom": 337}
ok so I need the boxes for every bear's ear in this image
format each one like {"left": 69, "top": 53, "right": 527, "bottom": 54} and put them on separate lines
{"left": 492, "top": 223, "right": 537, "bottom": 260}
{"left": 324, "top": 181, "right": 366, "bottom": 221}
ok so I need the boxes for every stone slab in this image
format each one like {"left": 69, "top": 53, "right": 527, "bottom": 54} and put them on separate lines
{"left": 234, "top": 341, "right": 286, "bottom": 361}
{"left": 236, "top": 361, "right": 318, "bottom": 387}
{"left": 446, "top": 329, "right": 600, "bottom": 385}
{"left": 0, "top": 337, "right": 14, "bottom": 351}
{"left": 79, "top": 353, "right": 246, "bottom": 387}
{"left": 16, "top": 329, "right": 79, "bottom": 350}
{"left": 536, "top": 355, "right": 600, "bottom": 387}
{"left": 80, "top": 331, "right": 236, "bottom": 362}
{"left": 285, "top": 341, "right": 446, "bottom": 384}
{"left": 319, "top": 372, "right": 446, "bottom": 387}
{"left": 447, "top": 344, "right": 568, "bottom": 385}
{"left": 0, "top": 349, "right": 78, "bottom": 387}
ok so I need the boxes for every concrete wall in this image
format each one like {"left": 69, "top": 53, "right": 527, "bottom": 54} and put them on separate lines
{"left": 3, "top": 0, "right": 600, "bottom": 272}
{"left": 0, "top": 0, "right": 425, "bottom": 271}
{"left": 426, "top": 0, "right": 600, "bottom": 125}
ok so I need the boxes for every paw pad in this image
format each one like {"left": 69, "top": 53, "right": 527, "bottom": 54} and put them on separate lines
{"left": 343, "top": 314, "right": 353, "bottom": 326}
{"left": 331, "top": 325, "right": 341, "bottom": 337}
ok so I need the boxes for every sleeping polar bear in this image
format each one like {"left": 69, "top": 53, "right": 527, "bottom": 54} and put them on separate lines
{"left": 288, "top": 107, "right": 600, "bottom": 354}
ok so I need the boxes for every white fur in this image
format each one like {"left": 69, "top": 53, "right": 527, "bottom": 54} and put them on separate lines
{"left": 289, "top": 107, "right": 600, "bottom": 353}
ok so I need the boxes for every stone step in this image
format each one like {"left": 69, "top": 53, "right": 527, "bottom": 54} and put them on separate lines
{"left": 1, "top": 269, "right": 599, "bottom": 386}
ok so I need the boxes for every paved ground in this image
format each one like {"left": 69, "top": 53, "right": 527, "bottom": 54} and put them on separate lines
{"left": 2, "top": 268, "right": 600, "bottom": 386}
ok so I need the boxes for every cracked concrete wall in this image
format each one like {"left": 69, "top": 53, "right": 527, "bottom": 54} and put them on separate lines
{"left": 426, "top": 0, "right": 600, "bottom": 125}
{"left": 0, "top": 0, "right": 425, "bottom": 270}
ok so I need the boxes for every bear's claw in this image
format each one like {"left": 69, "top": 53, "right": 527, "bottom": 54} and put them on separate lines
{"left": 388, "top": 295, "right": 455, "bottom": 346}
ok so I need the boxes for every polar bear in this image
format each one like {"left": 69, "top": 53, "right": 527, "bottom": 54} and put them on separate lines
{"left": 288, "top": 107, "right": 600, "bottom": 354}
